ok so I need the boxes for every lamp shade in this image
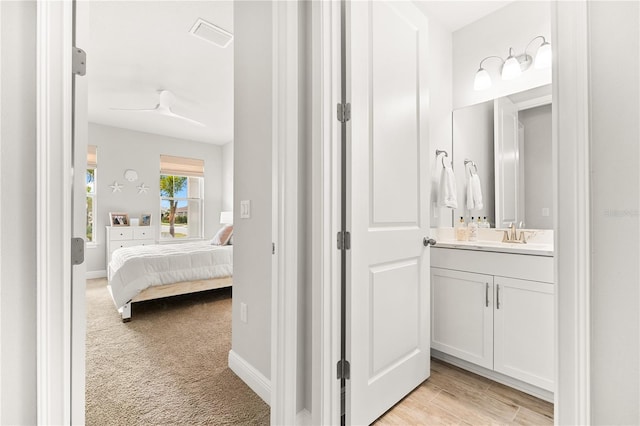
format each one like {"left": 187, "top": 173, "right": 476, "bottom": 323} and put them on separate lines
{"left": 220, "top": 211, "right": 233, "bottom": 225}
{"left": 474, "top": 68, "right": 492, "bottom": 91}
{"left": 534, "top": 42, "right": 552, "bottom": 69}
{"left": 501, "top": 55, "right": 521, "bottom": 80}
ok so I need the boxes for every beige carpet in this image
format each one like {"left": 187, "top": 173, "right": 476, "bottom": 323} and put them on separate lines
{"left": 86, "top": 278, "right": 270, "bottom": 425}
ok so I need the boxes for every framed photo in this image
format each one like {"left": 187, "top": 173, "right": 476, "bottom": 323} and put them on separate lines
{"left": 109, "top": 212, "right": 130, "bottom": 227}
{"left": 140, "top": 213, "right": 152, "bottom": 227}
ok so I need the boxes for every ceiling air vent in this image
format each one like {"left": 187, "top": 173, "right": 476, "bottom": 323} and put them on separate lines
{"left": 189, "top": 18, "right": 233, "bottom": 48}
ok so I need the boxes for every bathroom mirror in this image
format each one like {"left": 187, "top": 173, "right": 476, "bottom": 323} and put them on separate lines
{"left": 452, "top": 84, "right": 553, "bottom": 229}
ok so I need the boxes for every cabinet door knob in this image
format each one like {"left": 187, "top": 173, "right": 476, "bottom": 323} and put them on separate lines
{"left": 423, "top": 237, "right": 437, "bottom": 247}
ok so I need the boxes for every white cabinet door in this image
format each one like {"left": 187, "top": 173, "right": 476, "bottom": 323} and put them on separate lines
{"left": 431, "top": 268, "right": 494, "bottom": 370}
{"left": 494, "top": 276, "right": 554, "bottom": 391}
{"left": 347, "top": 1, "right": 431, "bottom": 424}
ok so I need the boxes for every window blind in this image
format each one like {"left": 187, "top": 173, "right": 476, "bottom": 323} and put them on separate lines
{"left": 160, "top": 155, "right": 205, "bottom": 178}
{"left": 87, "top": 145, "right": 97, "bottom": 168}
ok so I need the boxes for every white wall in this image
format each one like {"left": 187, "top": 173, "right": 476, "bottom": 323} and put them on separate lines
{"left": 426, "top": 11, "right": 454, "bottom": 228}
{"left": 85, "top": 123, "right": 223, "bottom": 274}
{"left": 587, "top": 2, "right": 639, "bottom": 423}
{"left": 453, "top": 1, "right": 551, "bottom": 109}
{"left": 521, "top": 104, "right": 552, "bottom": 229}
{"left": 221, "top": 141, "right": 234, "bottom": 212}
{"left": 232, "top": 0, "right": 273, "bottom": 380}
{"left": 0, "top": 2, "right": 37, "bottom": 423}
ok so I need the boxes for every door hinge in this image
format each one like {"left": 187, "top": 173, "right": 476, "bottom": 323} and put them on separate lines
{"left": 337, "top": 359, "right": 350, "bottom": 380}
{"left": 272, "top": 242, "right": 276, "bottom": 255}
{"left": 337, "top": 231, "right": 351, "bottom": 250}
{"left": 337, "top": 102, "right": 351, "bottom": 123}
{"left": 72, "top": 47, "right": 87, "bottom": 76}
{"left": 71, "top": 237, "right": 85, "bottom": 265}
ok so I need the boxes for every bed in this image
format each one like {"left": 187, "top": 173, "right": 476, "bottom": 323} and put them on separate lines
{"left": 107, "top": 241, "right": 233, "bottom": 321}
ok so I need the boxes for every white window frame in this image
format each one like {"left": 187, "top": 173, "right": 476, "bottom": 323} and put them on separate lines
{"left": 86, "top": 167, "right": 96, "bottom": 246}
{"left": 159, "top": 174, "right": 204, "bottom": 241}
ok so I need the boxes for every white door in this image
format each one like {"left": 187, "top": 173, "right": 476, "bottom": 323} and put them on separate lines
{"left": 494, "top": 96, "right": 523, "bottom": 228}
{"left": 431, "top": 268, "right": 494, "bottom": 369}
{"left": 494, "top": 277, "right": 555, "bottom": 391}
{"left": 346, "top": 1, "right": 430, "bottom": 424}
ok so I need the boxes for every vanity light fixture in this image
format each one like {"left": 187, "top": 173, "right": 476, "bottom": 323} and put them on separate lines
{"left": 473, "top": 35, "right": 552, "bottom": 91}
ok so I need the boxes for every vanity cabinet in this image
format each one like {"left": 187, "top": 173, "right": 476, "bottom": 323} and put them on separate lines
{"left": 431, "top": 247, "right": 554, "bottom": 393}
{"left": 431, "top": 269, "right": 494, "bottom": 369}
{"left": 493, "top": 276, "right": 554, "bottom": 391}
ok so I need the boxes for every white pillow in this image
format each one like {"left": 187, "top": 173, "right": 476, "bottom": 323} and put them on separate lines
{"left": 211, "top": 224, "right": 233, "bottom": 246}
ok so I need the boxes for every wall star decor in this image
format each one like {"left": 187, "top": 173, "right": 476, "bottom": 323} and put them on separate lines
{"left": 137, "top": 183, "right": 149, "bottom": 194}
{"left": 109, "top": 181, "right": 123, "bottom": 193}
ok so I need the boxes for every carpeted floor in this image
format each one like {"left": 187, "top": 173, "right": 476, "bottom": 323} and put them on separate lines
{"left": 86, "top": 278, "right": 270, "bottom": 425}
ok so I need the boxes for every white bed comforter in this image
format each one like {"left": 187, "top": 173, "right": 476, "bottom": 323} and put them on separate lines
{"left": 108, "top": 241, "right": 233, "bottom": 308}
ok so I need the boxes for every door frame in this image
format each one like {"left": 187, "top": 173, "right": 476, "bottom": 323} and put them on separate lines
{"left": 310, "top": 0, "right": 343, "bottom": 424}
{"left": 314, "top": 1, "right": 593, "bottom": 425}
{"left": 35, "top": 1, "right": 301, "bottom": 424}
{"left": 552, "top": 1, "right": 592, "bottom": 423}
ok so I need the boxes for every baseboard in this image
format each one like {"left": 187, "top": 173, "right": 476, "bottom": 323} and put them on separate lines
{"left": 86, "top": 270, "right": 107, "bottom": 279}
{"left": 228, "top": 350, "right": 271, "bottom": 405}
{"left": 431, "top": 349, "right": 554, "bottom": 402}
{"left": 297, "top": 409, "right": 311, "bottom": 425}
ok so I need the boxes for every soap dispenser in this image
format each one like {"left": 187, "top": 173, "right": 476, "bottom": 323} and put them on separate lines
{"left": 468, "top": 216, "right": 478, "bottom": 242}
{"left": 455, "top": 216, "right": 467, "bottom": 241}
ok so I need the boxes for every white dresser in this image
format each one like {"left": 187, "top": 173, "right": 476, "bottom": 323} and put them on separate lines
{"left": 105, "top": 226, "right": 156, "bottom": 267}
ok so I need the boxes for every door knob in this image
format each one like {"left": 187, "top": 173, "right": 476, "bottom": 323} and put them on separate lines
{"left": 423, "top": 237, "right": 436, "bottom": 247}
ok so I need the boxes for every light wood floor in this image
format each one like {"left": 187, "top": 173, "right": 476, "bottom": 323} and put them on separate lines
{"left": 375, "top": 358, "right": 554, "bottom": 425}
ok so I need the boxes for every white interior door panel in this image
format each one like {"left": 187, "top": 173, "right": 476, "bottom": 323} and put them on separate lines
{"left": 346, "top": 1, "right": 430, "bottom": 424}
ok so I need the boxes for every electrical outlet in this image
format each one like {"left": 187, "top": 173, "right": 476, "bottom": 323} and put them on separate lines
{"left": 240, "top": 302, "right": 248, "bottom": 323}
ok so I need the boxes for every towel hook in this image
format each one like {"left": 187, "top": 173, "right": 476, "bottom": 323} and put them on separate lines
{"left": 464, "top": 159, "right": 478, "bottom": 174}
{"left": 436, "top": 150, "right": 449, "bottom": 168}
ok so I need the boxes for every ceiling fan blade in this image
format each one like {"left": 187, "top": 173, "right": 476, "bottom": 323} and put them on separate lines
{"left": 110, "top": 90, "right": 204, "bottom": 127}
{"left": 110, "top": 104, "right": 160, "bottom": 112}
{"left": 160, "top": 109, "right": 206, "bottom": 127}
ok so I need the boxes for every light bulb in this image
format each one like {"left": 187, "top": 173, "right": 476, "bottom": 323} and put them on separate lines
{"left": 501, "top": 53, "right": 521, "bottom": 80}
{"left": 473, "top": 68, "right": 492, "bottom": 91}
{"left": 534, "top": 42, "right": 552, "bottom": 69}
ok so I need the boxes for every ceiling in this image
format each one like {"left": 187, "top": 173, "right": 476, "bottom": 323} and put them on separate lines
{"left": 88, "top": 1, "right": 234, "bottom": 145}
{"left": 414, "top": 1, "right": 514, "bottom": 32}
{"left": 88, "top": 1, "right": 510, "bottom": 146}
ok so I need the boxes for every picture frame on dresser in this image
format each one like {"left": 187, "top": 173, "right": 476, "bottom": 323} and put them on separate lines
{"left": 140, "top": 213, "right": 152, "bottom": 226}
{"left": 109, "top": 212, "right": 129, "bottom": 227}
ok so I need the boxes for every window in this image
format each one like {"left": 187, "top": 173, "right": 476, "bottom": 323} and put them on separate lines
{"left": 86, "top": 145, "right": 97, "bottom": 243}
{"left": 160, "top": 155, "right": 204, "bottom": 240}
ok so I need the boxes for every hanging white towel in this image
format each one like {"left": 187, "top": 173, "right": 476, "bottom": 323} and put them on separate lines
{"left": 438, "top": 160, "right": 458, "bottom": 209}
{"left": 466, "top": 170, "right": 484, "bottom": 211}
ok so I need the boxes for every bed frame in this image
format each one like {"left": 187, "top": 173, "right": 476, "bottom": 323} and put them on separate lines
{"left": 109, "top": 276, "right": 232, "bottom": 322}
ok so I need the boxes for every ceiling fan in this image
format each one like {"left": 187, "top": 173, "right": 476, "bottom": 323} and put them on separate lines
{"left": 110, "top": 90, "right": 205, "bottom": 127}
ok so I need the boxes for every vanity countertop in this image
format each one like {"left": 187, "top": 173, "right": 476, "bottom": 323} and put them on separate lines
{"left": 433, "top": 240, "right": 554, "bottom": 257}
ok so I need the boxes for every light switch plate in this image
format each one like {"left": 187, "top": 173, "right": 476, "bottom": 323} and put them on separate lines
{"left": 240, "top": 302, "right": 248, "bottom": 323}
{"left": 542, "top": 207, "right": 550, "bottom": 217}
{"left": 240, "top": 200, "right": 251, "bottom": 219}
